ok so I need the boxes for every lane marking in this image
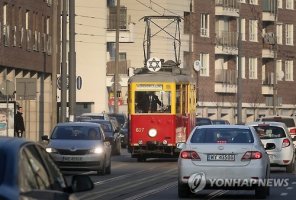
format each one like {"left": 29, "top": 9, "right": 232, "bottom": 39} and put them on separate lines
{"left": 280, "top": 193, "right": 288, "bottom": 196}
{"left": 122, "top": 181, "right": 177, "bottom": 200}
{"left": 292, "top": 181, "right": 296, "bottom": 185}
{"left": 208, "top": 190, "right": 228, "bottom": 199}
{"left": 286, "top": 187, "right": 293, "bottom": 190}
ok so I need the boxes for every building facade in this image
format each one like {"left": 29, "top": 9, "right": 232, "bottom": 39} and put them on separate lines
{"left": 0, "top": 0, "right": 59, "bottom": 140}
{"left": 193, "top": 0, "right": 296, "bottom": 123}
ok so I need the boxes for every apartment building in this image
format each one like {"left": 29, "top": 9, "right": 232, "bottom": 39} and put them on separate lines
{"left": 193, "top": 0, "right": 296, "bottom": 123}
{"left": 0, "top": 0, "right": 59, "bottom": 140}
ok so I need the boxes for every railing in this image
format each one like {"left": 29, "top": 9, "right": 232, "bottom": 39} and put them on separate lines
{"left": 106, "top": 60, "right": 130, "bottom": 75}
{"left": 215, "top": 31, "right": 238, "bottom": 48}
{"left": 215, "top": 0, "right": 240, "bottom": 9}
{"left": 262, "top": 72, "right": 274, "bottom": 85}
{"left": 215, "top": 69, "right": 237, "bottom": 84}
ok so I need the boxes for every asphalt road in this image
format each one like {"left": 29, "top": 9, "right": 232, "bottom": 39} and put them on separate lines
{"left": 64, "top": 149, "right": 296, "bottom": 200}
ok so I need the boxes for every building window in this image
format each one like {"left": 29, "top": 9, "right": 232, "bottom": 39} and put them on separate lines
{"left": 285, "top": 60, "right": 293, "bottom": 81}
{"left": 25, "top": 10, "right": 29, "bottom": 30}
{"left": 249, "top": 20, "right": 258, "bottom": 42}
{"left": 249, "top": 0, "right": 258, "bottom": 5}
{"left": 241, "top": 18, "right": 246, "bottom": 41}
{"left": 276, "top": 60, "right": 283, "bottom": 80}
{"left": 285, "top": 24, "right": 294, "bottom": 45}
{"left": 236, "top": 56, "right": 246, "bottom": 79}
{"left": 200, "top": 13, "right": 209, "bottom": 37}
{"left": 200, "top": 53, "right": 209, "bottom": 76}
{"left": 46, "top": 17, "right": 50, "bottom": 34}
{"left": 276, "top": 24, "right": 282, "bottom": 45}
{"left": 286, "top": 0, "right": 294, "bottom": 9}
{"left": 108, "top": 6, "right": 127, "bottom": 30}
{"left": 249, "top": 58, "right": 257, "bottom": 79}
{"left": 278, "top": 0, "right": 283, "bottom": 8}
{"left": 3, "top": 4, "right": 7, "bottom": 25}
{"left": 239, "top": 0, "right": 246, "bottom": 3}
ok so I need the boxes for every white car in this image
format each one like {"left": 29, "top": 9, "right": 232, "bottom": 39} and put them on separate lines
{"left": 248, "top": 121, "right": 295, "bottom": 173}
{"left": 258, "top": 115, "right": 296, "bottom": 147}
{"left": 178, "top": 125, "right": 270, "bottom": 198}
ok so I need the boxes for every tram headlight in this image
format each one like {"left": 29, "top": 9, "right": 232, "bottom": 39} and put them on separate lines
{"left": 163, "top": 140, "right": 168, "bottom": 145}
{"left": 148, "top": 129, "right": 157, "bottom": 137}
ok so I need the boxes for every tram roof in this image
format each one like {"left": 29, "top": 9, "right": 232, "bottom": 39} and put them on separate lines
{"left": 128, "top": 71, "right": 195, "bottom": 84}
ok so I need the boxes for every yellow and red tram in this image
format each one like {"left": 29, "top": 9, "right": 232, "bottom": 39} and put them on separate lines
{"left": 128, "top": 69, "right": 196, "bottom": 161}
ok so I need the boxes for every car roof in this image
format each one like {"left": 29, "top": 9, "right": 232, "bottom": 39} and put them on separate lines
{"left": 247, "top": 121, "right": 286, "bottom": 127}
{"left": 56, "top": 122, "right": 102, "bottom": 127}
{"left": 81, "top": 113, "right": 107, "bottom": 116}
{"left": 196, "top": 124, "right": 249, "bottom": 129}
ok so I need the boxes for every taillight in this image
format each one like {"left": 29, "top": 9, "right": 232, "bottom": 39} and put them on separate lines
{"left": 241, "top": 151, "right": 262, "bottom": 161}
{"left": 282, "top": 138, "right": 290, "bottom": 148}
{"left": 289, "top": 128, "right": 296, "bottom": 135}
{"left": 180, "top": 151, "right": 201, "bottom": 160}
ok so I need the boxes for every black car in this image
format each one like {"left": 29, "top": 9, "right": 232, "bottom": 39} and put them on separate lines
{"left": 119, "top": 121, "right": 129, "bottom": 148}
{"left": 212, "top": 119, "right": 230, "bottom": 125}
{"left": 0, "top": 136, "right": 94, "bottom": 200}
{"left": 107, "top": 113, "right": 127, "bottom": 127}
{"left": 83, "top": 119, "right": 121, "bottom": 155}
{"left": 196, "top": 117, "right": 213, "bottom": 126}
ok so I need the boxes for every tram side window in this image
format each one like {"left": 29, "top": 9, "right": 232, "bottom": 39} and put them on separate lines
{"left": 176, "top": 85, "right": 181, "bottom": 114}
{"left": 135, "top": 91, "right": 171, "bottom": 113}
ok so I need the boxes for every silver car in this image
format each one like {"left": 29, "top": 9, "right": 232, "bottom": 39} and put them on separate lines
{"left": 178, "top": 125, "right": 270, "bottom": 198}
{"left": 43, "top": 122, "right": 112, "bottom": 175}
{"left": 247, "top": 121, "right": 295, "bottom": 173}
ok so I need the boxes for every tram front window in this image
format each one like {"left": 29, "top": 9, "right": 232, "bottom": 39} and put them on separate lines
{"left": 135, "top": 91, "right": 171, "bottom": 113}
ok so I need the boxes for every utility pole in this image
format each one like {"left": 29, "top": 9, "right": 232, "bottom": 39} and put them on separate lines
{"left": 51, "top": 0, "right": 58, "bottom": 127}
{"left": 189, "top": 0, "right": 193, "bottom": 77}
{"left": 61, "top": 0, "right": 67, "bottom": 122}
{"left": 69, "top": 0, "right": 76, "bottom": 121}
{"left": 113, "top": 0, "right": 120, "bottom": 113}
{"left": 237, "top": 4, "right": 242, "bottom": 124}
{"left": 273, "top": 2, "right": 278, "bottom": 115}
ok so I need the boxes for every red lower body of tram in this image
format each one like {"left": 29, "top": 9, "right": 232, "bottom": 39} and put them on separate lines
{"left": 128, "top": 114, "right": 192, "bottom": 161}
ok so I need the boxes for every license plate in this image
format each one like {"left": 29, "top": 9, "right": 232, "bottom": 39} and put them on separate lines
{"left": 207, "top": 154, "right": 235, "bottom": 161}
{"left": 62, "top": 156, "right": 83, "bottom": 161}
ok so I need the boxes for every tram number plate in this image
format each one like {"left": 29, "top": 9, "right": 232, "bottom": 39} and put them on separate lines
{"left": 207, "top": 154, "right": 235, "bottom": 161}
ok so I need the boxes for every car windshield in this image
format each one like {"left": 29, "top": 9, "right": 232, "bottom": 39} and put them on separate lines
{"left": 212, "top": 120, "right": 228, "bottom": 125}
{"left": 190, "top": 128, "right": 254, "bottom": 143}
{"left": 261, "top": 118, "right": 295, "bottom": 128}
{"left": 252, "top": 126, "right": 286, "bottom": 139}
{"left": 51, "top": 126, "right": 102, "bottom": 140}
{"left": 109, "top": 114, "right": 126, "bottom": 125}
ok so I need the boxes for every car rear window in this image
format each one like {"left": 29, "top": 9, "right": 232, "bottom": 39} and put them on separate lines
{"left": 196, "top": 118, "right": 212, "bottom": 126}
{"left": 51, "top": 126, "right": 102, "bottom": 140}
{"left": 190, "top": 128, "right": 254, "bottom": 143}
{"left": 261, "top": 118, "right": 295, "bottom": 128}
{"left": 252, "top": 126, "right": 286, "bottom": 139}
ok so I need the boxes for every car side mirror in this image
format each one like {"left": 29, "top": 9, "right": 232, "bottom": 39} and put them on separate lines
{"left": 265, "top": 143, "right": 276, "bottom": 150}
{"left": 71, "top": 175, "right": 94, "bottom": 193}
{"left": 41, "top": 135, "right": 49, "bottom": 141}
{"left": 176, "top": 142, "right": 186, "bottom": 150}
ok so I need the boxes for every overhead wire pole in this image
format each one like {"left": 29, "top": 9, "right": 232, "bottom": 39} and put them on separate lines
{"left": 189, "top": 0, "right": 193, "bottom": 77}
{"left": 61, "top": 0, "right": 67, "bottom": 122}
{"left": 237, "top": 2, "right": 242, "bottom": 124}
{"left": 273, "top": 1, "right": 278, "bottom": 115}
{"left": 113, "top": 0, "right": 120, "bottom": 113}
{"left": 69, "top": 0, "right": 76, "bottom": 121}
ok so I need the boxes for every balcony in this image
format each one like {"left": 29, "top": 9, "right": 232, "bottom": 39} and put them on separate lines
{"left": 215, "top": 69, "right": 237, "bottom": 93}
{"left": 215, "top": 31, "right": 238, "bottom": 55}
{"left": 106, "top": 6, "right": 134, "bottom": 43}
{"left": 215, "top": 0, "right": 240, "bottom": 17}
{"left": 262, "top": 0, "right": 277, "bottom": 21}
{"left": 262, "top": 72, "right": 274, "bottom": 95}
{"left": 106, "top": 60, "right": 130, "bottom": 75}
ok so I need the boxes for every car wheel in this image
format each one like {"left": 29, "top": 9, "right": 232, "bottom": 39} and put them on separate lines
{"left": 286, "top": 158, "right": 295, "bottom": 173}
{"left": 137, "top": 157, "right": 146, "bottom": 162}
{"left": 105, "top": 158, "right": 111, "bottom": 175}
{"left": 97, "top": 159, "right": 106, "bottom": 175}
{"left": 178, "top": 182, "right": 191, "bottom": 198}
{"left": 255, "top": 186, "right": 268, "bottom": 199}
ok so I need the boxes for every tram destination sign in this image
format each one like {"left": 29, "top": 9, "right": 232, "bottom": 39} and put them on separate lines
{"left": 136, "top": 84, "right": 163, "bottom": 90}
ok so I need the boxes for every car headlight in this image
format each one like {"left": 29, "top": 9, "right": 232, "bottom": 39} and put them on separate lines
{"left": 46, "top": 147, "right": 57, "bottom": 153}
{"left": 91, "top": 147, "right": 103, "bottom": 154}
{"left": 148, "top": 129, "right": 157, "bottom": 137}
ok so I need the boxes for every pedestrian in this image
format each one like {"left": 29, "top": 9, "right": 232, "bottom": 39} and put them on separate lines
{"left": 14, "top": 106, "right": 25, "bottom": 138}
